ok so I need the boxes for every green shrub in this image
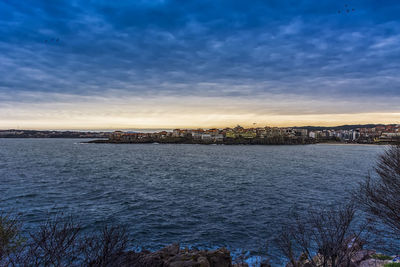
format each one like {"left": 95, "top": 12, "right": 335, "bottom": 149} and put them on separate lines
{"left": 372, "top": 254, "right": 393, "bottom": 260}
{"left": 384, "top": 263, "right": 400, "bottom": 267}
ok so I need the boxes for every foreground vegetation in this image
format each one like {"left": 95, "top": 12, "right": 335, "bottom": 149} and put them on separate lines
{"left": 274, "top": 144, "right": 400, "bottom": 267}
{"left": 0, "top": 215, "right": 129, "bottom": 266}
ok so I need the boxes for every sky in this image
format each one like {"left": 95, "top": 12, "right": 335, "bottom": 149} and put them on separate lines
{"left": 1, "top": 0, "right": 400, "bottom": 130}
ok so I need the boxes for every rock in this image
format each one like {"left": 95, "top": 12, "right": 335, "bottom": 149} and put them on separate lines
{"left": 260, "top": 260, "right": 272, "bottom": 267}
{"left": 161, "top": 243, "right": 180, "bottom": 256}
{"left": 197, "top": 256, "right": 211, "bottom": 267}
{"left": 115, "top": 244, "right": 232, "bottom": 267}
{"left": 311, "top": 254, "right": 324, "bottom": 266}
{"left": 169, "top": 260, "right": 202, "bottom": 267}
{"left": 359, "top": 258, "right": 392, "bottom": 267}
{"left": 351, "top": 250, "right": 376, "bottom": 265}
{"left": 205, "top": 248, "right": 232, "bottom": 267}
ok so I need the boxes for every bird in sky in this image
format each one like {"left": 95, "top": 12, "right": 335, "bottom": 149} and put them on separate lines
{"left": 338, "top": 4, "right": 356, "bottom": 14}
{"left": 44, "top": 37, "right": 60, "bottom": 44}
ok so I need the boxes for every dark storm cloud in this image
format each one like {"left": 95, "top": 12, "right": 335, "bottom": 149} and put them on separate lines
{"left": 1, "top": 0, "right": 400, "bottom": 103}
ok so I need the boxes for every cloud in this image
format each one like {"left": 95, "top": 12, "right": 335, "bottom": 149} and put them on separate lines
{"left": 1, "top": 0, "right": 400, "bottom": 128}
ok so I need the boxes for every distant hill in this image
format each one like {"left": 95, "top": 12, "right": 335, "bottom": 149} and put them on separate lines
{"left": 292, "top": 124, "right": 396, "bottom": 131}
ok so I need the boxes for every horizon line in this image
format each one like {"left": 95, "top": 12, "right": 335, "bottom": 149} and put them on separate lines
{"left": 2, "top": 123, "right": 400, "bottom": 132}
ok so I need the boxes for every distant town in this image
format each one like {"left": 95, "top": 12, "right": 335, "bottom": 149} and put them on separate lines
{"left": 1, "top": 124, "right": 399, "bottom": 144}
{"left": 96, "top": 124, "right": 400, "bottom": 145}
{"left": 0, "top": 130, "right": 110, "bottom": 139}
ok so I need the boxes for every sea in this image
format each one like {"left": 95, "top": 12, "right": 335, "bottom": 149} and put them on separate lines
{"left": 0, "top": 139, "right": 386, "bottom": 265}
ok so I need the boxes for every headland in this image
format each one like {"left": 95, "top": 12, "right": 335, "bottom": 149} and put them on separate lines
{"left": 88, "top": 124, "right": 400, "bottom": 145}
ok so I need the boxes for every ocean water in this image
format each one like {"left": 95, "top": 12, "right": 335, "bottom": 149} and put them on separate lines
{"left": 0, "top": 139, "right": 385, "bottom": 263}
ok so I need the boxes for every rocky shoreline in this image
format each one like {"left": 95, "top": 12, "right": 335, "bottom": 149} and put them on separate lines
{"left": 103, "top": 243, "right": 398, "bottom": 267}
{"left": 113, "top": 244, "right": 267, "bottom": 267}
{"left": 288, "top": 249, "right": 399, "bottom": 267}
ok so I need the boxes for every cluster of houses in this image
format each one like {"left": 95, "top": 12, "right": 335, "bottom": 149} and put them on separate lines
{"left": 171, "top": 126, "right": 305, "bottom": 141}
{"left": 308, "top": 125, "right": 400, "bottom": 143}
{"left": 109, "top": 124, "right": 400, "bottom": 144}
{"left": 1, "top": 125, "right": 398, "bottom": 143}
{"left": 110, "top": 125, "right": 307, "bottom": 142}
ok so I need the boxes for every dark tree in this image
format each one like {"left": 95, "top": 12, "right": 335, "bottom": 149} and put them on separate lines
{"left": 80, "top": 225, "right": 129, "bottom": 267}
{"left": 276, "top": 203, "right": 367, "bottom": 267}
{"left": 0, "top": 212, "right": 131, "bottom": 266}
{"left": 358, "top": 144, "right": 400, "bottom": 238}
{"left": 24, "top": 215, "right": 82, "bottom": 266}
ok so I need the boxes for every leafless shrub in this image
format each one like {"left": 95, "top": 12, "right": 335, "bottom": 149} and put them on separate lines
{"left": 80, "top": 225, "right": 129, "bottom": 267}
{"left": 358, "top": 144, "right": 400, "bottom": 239}
{"left": 0, "top": 212, "right": 131, "bottom": 266}
{"left": 275, "top": 229, "right": 299, "bottom": 267}
{"left": 0, "top": 213, "right": 24, "bottom": 266}
{"left": 23, "top": 214, "right": 82, "bottom": 266}
{"left": 276, "top": 202, "right": 367, "bottom": 267}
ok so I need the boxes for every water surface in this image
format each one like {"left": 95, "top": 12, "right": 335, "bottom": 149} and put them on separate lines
{"left": 0, "top": 139, "right": 385, "bottom": 262}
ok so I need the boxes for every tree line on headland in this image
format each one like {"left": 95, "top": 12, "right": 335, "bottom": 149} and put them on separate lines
{"left": 90, "top": 124, "right": 400, "bottom": 145}
{"left": 1, "top": 145, "right": 400, "bottom": 266}
{"left": 90, "top": 135, "right": 317, "bottom": 145}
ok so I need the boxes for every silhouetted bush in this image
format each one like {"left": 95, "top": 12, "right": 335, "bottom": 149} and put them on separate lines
{"left": 25, "top": 215, "right": 82, "bottom": 266}
{"left": 80, "top": 225, "right": 128, "bottom": 266}
{"left": 0, "top": 214, "right": 129, "bottom": 267}
{"left": 358, "top": 144, "right": 400, "bottom": 238}
{"left": 275, "top": 203, "right": 367, "bottom": 267}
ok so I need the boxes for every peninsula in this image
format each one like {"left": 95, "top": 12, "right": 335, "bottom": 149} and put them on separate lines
{"left": 88, "top": 124, "right": 400, "bottom": 145}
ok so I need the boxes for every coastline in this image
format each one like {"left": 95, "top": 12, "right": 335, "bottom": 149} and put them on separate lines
{"left": 86, "top": 137, "right": 316, "bottom": 145}
{"left": 315, "top": 142, "right": 385, "bottom": 146}
{"left": 86, "top": 139, "right": 392, "bottom": 146}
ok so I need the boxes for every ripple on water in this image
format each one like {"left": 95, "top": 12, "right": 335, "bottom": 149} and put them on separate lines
{"left": 0, "top": 139, "right": 386, "bottom": 265}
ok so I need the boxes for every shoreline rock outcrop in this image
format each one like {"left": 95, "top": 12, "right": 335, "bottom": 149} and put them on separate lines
{"left": 287, "top": 249, "right": 397, "bottom": 267}
{"left": 115, "top": 244, "right": 236, "bottom": 267}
